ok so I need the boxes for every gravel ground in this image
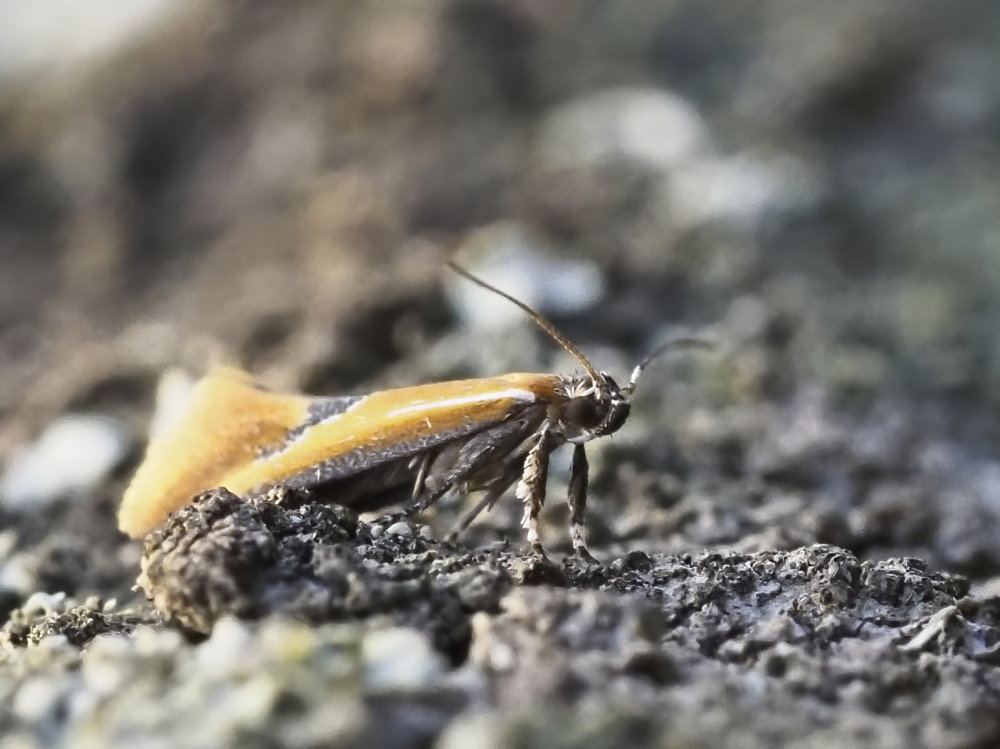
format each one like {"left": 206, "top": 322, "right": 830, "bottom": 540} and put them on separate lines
{"left": 3, "top": 1, "right": 1000, "bottom": 747}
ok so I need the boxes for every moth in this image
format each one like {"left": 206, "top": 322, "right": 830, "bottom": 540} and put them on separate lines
{"left": 119, "top": 261, "right": 706, "bottom": 559}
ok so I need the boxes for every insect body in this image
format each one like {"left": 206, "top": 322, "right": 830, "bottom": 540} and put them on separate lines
{"left": 119, "top": 262, "right": 704, "bottom": 558}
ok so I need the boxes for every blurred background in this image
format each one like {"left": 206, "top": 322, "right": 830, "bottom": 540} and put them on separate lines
{"left": 1, "top": 0, "right": 1000, "bottom": 601}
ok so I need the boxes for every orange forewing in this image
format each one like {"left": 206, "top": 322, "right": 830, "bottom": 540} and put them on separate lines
{"left": 118, "top": 368, "right": 562, "bottom": 538}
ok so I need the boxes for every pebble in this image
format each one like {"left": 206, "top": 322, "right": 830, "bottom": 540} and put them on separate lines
{"left": 131, "top": 625, "right": 183, "bottom": 658}
{"left": 665, "top": 151, "right": 820, "bottom": 230}
{"left": 447, "top": 221, "right": 604, "bottom": 330}
{"left": 0, "top": 0, "right": 190, "bottom": 86}
{"left": 385, "top": 521, "right": 412, "bottom": 537}
{"left": 536, "top": 86, "right": 709, "bottom": 173}
{"left": 437, "top": 712, "right": 506, "bottom": 749}
{"left": 0, "top": 414, "right": 130, "bottom": 510}
{"left": 196, "top": 617, "right": 254, "bottom": 674}
{"left": 361, "top": 628, "right": 445, "bottom": 691}
{"left": 12, "top": 675, "right": 66, "bottom": 723}
{"left": 21, "top": 592, "right": 67, "bottom": 616}
{"left": 82, "top": 638, "right": 132, "bottom": 697}
{"left": 0, "top": 556, "right": 37, "bottom": 596}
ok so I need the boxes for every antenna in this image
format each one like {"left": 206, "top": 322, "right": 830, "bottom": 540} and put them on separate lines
{"left": 624, "top": 336, "right": 714, "bottom": 395}
{"left": 447, "top": 260, "right": 602, "bottom": 383}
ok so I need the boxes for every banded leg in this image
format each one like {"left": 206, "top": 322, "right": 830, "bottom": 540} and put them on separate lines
{"left": 516, "top": 426, "right": 555, "bottom": 557}
{"left": 567, "top": 444, "right": 597, "bottom": 563}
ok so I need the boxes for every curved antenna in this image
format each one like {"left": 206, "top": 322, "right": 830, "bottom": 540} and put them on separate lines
{"left": 447, "top": 260, "right": 601, "bottom": 383}
{"left": 624, "top": 336, "right": 715, "bottom": 395}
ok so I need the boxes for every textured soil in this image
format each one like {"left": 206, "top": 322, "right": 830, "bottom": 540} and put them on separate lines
{"left": 3, "top": 1, "right": 1000, "bottom": 748}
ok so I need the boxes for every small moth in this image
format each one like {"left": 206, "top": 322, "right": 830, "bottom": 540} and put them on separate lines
{"left": 119, "top": 262, "right": 706, "bottom": 558}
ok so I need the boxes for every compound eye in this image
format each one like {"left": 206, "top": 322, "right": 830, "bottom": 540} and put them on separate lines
{"left": 565, "top": 396, "right": 606, "bottom": 430}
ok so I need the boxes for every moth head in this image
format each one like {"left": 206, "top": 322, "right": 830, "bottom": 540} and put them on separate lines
{"left": 557, "top": 372, "right": 631, "bottom": 444}
{"left": 556, "top": 334, "right": 715, "bottom": 443}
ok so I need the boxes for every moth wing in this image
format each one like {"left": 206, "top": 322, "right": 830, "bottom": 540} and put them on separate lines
{"left": 119, "top": 372, "right": 561, "bottom": 538}
{"left": 118, "top": 368, "right": 311, "bottom": 538}
{"left": 219, "top": 374, "right": 558, "bottom": 493}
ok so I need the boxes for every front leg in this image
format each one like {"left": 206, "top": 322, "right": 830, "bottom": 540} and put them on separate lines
{"left": 516, "top": 425, "right": 555, "bottom": 557}
{"left": 567, "top": 443, "right": 597, "bottom": 563}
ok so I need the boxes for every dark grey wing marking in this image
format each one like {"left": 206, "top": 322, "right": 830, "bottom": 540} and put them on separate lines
{"left": 306, "top": 395, "right": 367, "bottom": 424}
{"left": 257, "top": 395, "right": 365, "bottom": 460}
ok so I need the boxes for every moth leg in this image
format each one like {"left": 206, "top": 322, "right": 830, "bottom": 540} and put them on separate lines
{"left": 408, "top": 483, "right": 448, "bottom": 515}
{"left": 516, "top": 426, "right": 555, "bottom": 557}
{"left": 446, "top": 458, "right": 523, "bottom": 542}
{"left": 447, "top": 487, "right": 500, "bottom": 543}
{"left": 410, "top": 451, "right": 432, "bottom": 504}
{"left": 567, "top": 444, "right": 597, "bottom": 563}
{"left": 410, "top": 413, "right": 541, "bottom": 515}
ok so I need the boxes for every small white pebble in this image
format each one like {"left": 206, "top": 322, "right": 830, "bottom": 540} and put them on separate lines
{"left": 21, "top": 591, "right": 66, "bottom": 615}
{"left": 197, "top": 617, "right": 254, "bottom": 673}
{"left": 132, "top": 625, "right": 183, "bottom": 657}
{"left": 362, "top": 628, "right": 445, "bottom": 691}
{"left": 82, "top": 643, "right": 131, "bottom": 696}
{"left": 36, "top": 634, "right": 71, "bottom": 652}
{"left": 1, "top": 414, "right": 130, "bottom": 509}
{"left": 85, "top": 632, "right": 133, "bottom": 659}
{"left": 385, "top": 521, "right": 412, "bottom": 537}
{"left": 0, "top": 554, "right": 34, "bottom": 595}
{"left": 536, "top": 87, "right": 709, "bottom": 173}
{"left": 437, "top": 712, "right": 507, "bottom": 749}
{"left": 0, "top": 529, "right": 17, "bottom": 560}
{"left": 12, "top": 676, "right": 65, "bottom": 722}
{"left": 447, "top": 222, "right": 605, "bottom": 331}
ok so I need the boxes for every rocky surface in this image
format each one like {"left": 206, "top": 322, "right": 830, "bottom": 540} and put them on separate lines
{"left": 4, "top": 490, "right": 1000, "bottom": 747}
{"left": 3, "top": 0, "right": 1000, "bottom": 747}
{"left": 137, "top": 488, "right": 515, "bottom": 656}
